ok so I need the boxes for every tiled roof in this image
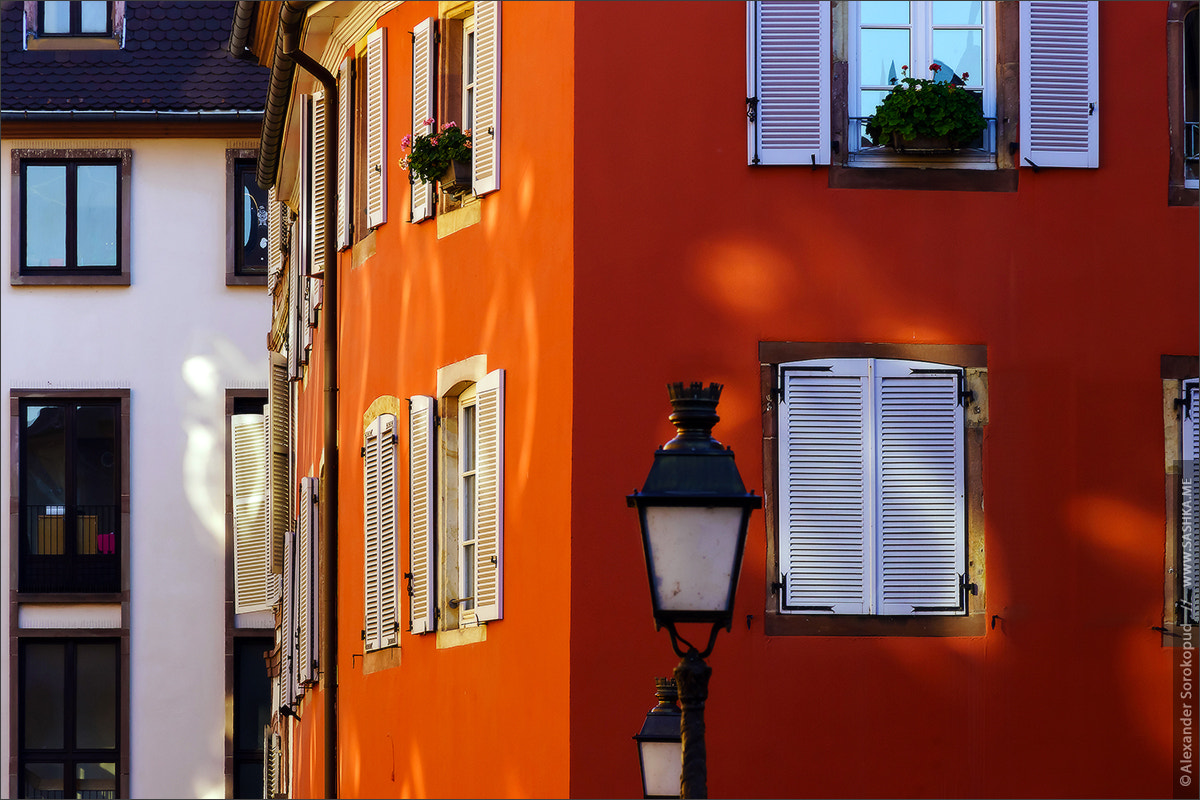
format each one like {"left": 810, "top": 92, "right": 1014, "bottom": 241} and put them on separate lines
{"left": 1, "top": 1, "right": 269, "bottom": 113}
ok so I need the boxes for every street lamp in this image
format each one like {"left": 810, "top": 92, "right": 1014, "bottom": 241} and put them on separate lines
{"left": 633, "top": 677, "right": 683, "bottom": 799}
{"left": 627, "top": 382, "right": 761, "bottom": 799}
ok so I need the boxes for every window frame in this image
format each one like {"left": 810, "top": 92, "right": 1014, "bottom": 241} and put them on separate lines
{"left": 1162, "top": 355, "right": 1200, "bottom": 645}
{"left": 37, "top": 1, "right": 112, "bottom": 37}
{"left": 1168, "top": 2, "right": 1199, "bottom": 205}
{"left": 227, "top": 151, "right": 269, "bottom": 286}
{"left": 11, "top": 149, "right": 132, "bottom": 286}
{"left": 760, "top": 342, "right": 986, "bottom": 636}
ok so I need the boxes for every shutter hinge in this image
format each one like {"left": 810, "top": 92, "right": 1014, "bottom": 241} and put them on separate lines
{"left": 404, "top": 571, "right": 414, "bottom": 597}
{"left": 360, "top": 446, "right": 366, "bottom": 457}
{"left": 770, "top": 574, "right": 785, "bottom": 595}
{"left": 746, "top": 95, "right": 758, "bottom": 123}
{"left": 1175, "top": 384, "right": 1197, "bottom": 418}
{"left": 1023, "top": 156, "right": 1040, "bottom": 172}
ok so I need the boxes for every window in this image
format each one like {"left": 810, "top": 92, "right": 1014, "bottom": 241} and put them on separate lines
{"left": 227, "top": 152, "right": 269, "bottom": 285}
{"left": 1168, "top": 3, "right": 1199, "bottom": 204}
{"left": 337, "top": 29, "right": 387, "bottom": 247}
{"left": 363, "top": 412, "right": 399, "bottom": 652}
{"left": 19, "top": 639, "right": 120, "bottom": 799}
{"left": 39, "top": 1, "right": 111, "bottom": 37}
{"left": 17, "top": 397, "right": 124, "bottom": 594}
{"left": 762, "top": 343, "right": 986, "bottom": 635}
{"left": 408, "top": 361, "right": 505, "bottom": 635}
{"left": 1162, "top": 356, "right": 1199, "bottom": 641}
{"left": 409, "top": 2, "right": 501, "bottom": 223}
{"left": 11, "top": 150, "right": 131, "bottom": 285}
{"left": 232, "top": 637, "right": 272, "bottom": 800}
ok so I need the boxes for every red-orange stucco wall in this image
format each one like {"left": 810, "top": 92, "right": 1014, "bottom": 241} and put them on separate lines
{"left": 569, "top": 2, "right": 1198, "bottom": 797}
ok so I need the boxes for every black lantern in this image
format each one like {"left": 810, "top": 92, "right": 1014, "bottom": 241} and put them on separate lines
{"left": 628, "top": 382, "right": 760, "bottom": 799}
{"left": 633, "top": 677, "right": 683, "bottom": 799}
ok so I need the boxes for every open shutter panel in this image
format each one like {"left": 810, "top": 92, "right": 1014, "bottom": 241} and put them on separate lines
{"left": 378, "top": 414, "right": 400, "bottom": 647}
{"left": 267, "top": 352, "right": 290, "bottom": 574}
{"left": 267, "top": 186, "right": 282, "bottom": 295}
{"left": 311, "top": 90, "right": 327, "bottom": 276}
{"left": 778, "top": 361, "right": 872, "bottom": 614}
{"left": 366, "top": 26, "right": 388, "bottom": 228}
{"left": 1183, "top": 379, "right": 1199, "bottom": 625}
{"left": 874, "top": 362, "right": 965, "bottom": 615}
{"left": 408, "top": 396, "right": 436, "bottom": 634}
{"left": 749, "top": 1, "right": 830, "bottom": 166}
{"left": 473, "top": 370, "right": 505, "bottom": 623}
{"left": 363, "top": 419, "right": 382, "bottom": 651}
{"left": 337, "top": 57, "right": 352, "bottom": 250}
{"left": 281, "top": 529, "right": 296, "bottom": 705}
{"left": 410, "top": 19, "right": 435, "bottom": 222}
{"left": 1020, "top": 1, "right": 1098, "bottom": 168}
{"left": 472, "top": 1, "right": 501, "bottom": 195}
{"left": 287, "top": 216, "right": 300, "bottom": 379}
{"left": 232, "top": 413, "right": 271, "bottom": 614}
{"left": 295, "top": 479, "right": 312, "bottom": 685}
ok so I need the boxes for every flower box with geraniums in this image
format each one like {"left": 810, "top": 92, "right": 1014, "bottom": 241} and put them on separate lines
{"left": 400, "top": 120, "right": 473, "bottom": 196}
{"left": 864, "top": 64, "right": 986, "bottom": 152}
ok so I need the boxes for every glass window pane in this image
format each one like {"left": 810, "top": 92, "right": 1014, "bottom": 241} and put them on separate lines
{"left": 234, "top": 639, "right": 272, "bottom": 753}
{"left": 932, "top": 29, "right": 982, "bottom": 85}
{"left": 23, "top": 762, "right": 64, "bottom": 799}
{"left": 80, "top": 2, "right": 108, "bottom": 34}
{"left": 859, "top": 28, "right": 910, "bottom": 88}
{"left": 42, "top": 1, "right": 70, "bottom": 33}
{"left": 25, "top": 165, "right": 67, "bottom": 267}
{"left": 932, "top": 1, "right": 982, "bottom": 26}
{"left": 237, "top": 165, "right": 269, "bottom": 272}
{"left": 23, "top": 644, "right": 65, "bottom": 750}
{"left": 74, "top": 405, "right": 117, "bottom": 507}
{"left": 859, "top": 1, "right": 909, "bottom": 26}
{"left": 235, "top": 761, "right": 263, "bottom": 800}
{"left": 75, "top": 643, "right": 118, "bottom": 750}
{"left": 462, "top": 404, "right": 476, "bottom": 472}
{"left": 23, "top": 405, "right": 67, "bottom": 508}
{"left": 76, "top": 165, "right": 118, "bottom": 268}
{"left": 75, "top": 762, "right": 117, "bottom": 799}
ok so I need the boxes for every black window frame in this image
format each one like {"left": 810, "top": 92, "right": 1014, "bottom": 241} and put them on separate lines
{"left": 11, "top": 150, "right": 132, "bottom": 286}
{"left": 18, "top": 638, "right": 121, "bottom": 800}
{"left": 37, "top": 1, "right": 114, "bottom": 37}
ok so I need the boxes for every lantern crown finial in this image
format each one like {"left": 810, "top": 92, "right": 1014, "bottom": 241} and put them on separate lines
{"left": 663, "top": 382, "right": 723, "bottom": 451}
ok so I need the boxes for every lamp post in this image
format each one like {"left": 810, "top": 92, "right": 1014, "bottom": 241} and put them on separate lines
{"left": 628, "top": 382, "right": 761, "bottom": 799}
{"left": 633, "top": 677, "right": 683, "bottom": 799}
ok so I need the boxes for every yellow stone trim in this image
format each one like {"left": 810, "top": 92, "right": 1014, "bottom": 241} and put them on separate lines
{"left": 435, "top": 624, "right": 486, "bottom": 649}
{"left": 363, "top": 395, "right": 402, "bottom": 430}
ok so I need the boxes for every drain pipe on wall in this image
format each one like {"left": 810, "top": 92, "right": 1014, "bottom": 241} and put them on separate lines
{"left": 279, "top": 6, "right": 340, "bottom": 798}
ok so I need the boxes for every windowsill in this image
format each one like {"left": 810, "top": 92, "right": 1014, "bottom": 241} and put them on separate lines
{"left": 435, "top": 624, "right": 486, "bottom": 649}
{"left": 26, "top": 36, "right": 121, "bottom": 51}
{"left": 362, "top": 645, "right": 401, "bottom": 674}
{"left": 14, "top": 592, "right": 124, "bottom": 604}
{"left": 830, "top": 164, "right": 1017, "bottom": 192}
{"left": 227, "top": 273, "right": 267, "bottom": 287}
{"left": 1161, "top": 622, "right": 1198, "bottom": 648}
{"left": 436, "top": 197, "right": 482, "bottom": 238}
{"left": 847, "top": 147, "right": 998, "bottom": 170}
{"left": 12, "top": 272, "right": 130, "bottom": 287}
{"left": 765, "top": 611, "right": 986, "bottom": 637}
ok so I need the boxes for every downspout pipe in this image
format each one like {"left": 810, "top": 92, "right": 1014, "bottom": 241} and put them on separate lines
{"left": 277, "top": 5, "right": 340, "bottom": 798}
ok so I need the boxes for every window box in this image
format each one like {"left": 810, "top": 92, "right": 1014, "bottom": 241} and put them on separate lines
{"left": 439, "top": 159, "right": 472, "bottom": 197}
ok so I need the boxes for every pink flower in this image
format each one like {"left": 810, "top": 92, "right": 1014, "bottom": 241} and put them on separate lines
{"left": 423, "top": 117, "right": 435, "bottom": 127}
{"left": 431, "top": 136, "right": 439, "bottom": 146}
{"left": 442, "top": 122, "right": 458, "bottom": 130}
{"left": 401, "top": 134, "right": 412, "bottom": 148}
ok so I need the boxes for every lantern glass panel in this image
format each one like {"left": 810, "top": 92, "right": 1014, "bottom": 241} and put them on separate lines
{"left": 638, "top": 740, "right": 682, "bottom": 798}
{"left": 644, "top": 506, "right": 742, "bottom": 613}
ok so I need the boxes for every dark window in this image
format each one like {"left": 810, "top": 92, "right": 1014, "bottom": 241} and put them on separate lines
{"left": 233, "top": 638, "right": 272, "bottom": 800}
{"left": 235, "top": 160, "right": 269, "bottom": 277}
{"left": 1185, "top": 7, "right": 1198, "bottom": 185}
{"left": 19, "top": 639, "right": 119, "bottom": 799}
{"left": 38, "top": 1, "right": 112, "bottom": 37}
{"left": 19, "top": 159, "right": 121, "bottom": 275}
{"left": 19, "top": 400, "right": 121, "bottom": 593}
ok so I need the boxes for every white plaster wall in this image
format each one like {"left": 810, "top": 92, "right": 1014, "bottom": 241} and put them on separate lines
{"left": 0, "top": 137, "right": 270, "bottom": 799}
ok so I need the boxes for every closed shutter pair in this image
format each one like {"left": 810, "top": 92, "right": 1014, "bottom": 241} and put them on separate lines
{"left": 411, "top": 2, "right": 501, "bottom": 222}
{"left": 748, "top": 1, "right": 1099, "bottom": 168}
{"left": 335, "top": 27, "right": 388, "bottom": 248}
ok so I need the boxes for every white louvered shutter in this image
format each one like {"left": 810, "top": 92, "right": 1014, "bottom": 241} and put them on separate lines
{"left": 287, "top": 216, "right": 300, "bottom": 380}
{"left": 366, "top": 26, "right": 388, "bottom": 228}
{"left": 311, "top": 90, "right": 328, "bottom": 276}
{"left": 409, "top": 396, "right": 436, "bottom": 634}
{"left": 873, "top": 361, "right": 965, "bottom": 615}
{"left": 1020, "top": 1, "right": 1098, "bottom": 168}
{"left": 232, "top": 413, "right": 270, "bottom": 614}
{"left": 749, "top": 1, "right": 830, "bottom": 166}
{"left": 296, "top": 477, "right": 319, "bottom": 684}
{"left": 363, "top": 419, "right": 382, "bottom": 651}
{"left": 267, "top": 186, "right": 283, "bottom": 295}
{"left": 473, "top": 369, "right": 505, "bottom": 623}
{"left": 281, "top": 529, "right": 296, "bottom": 704}
{"left": 337, "top": 57, "right": 352, "bottom": 250}
{"left": 1183, "top": 379, "right": 1199, "bottom": 624}
{"left": 472, "top": 1, "right": 501, "bottom": 195}
{"left": 410, "top": 19, "right": 436, "bottom": 222}
{"left": 378, "top": 414, "right": 399, "bottom": 647}
{"left": 778, "top": 360, "right": 872, "bottom": 614}
{"left": 267, "top": 352, "right": 290, "bottom": 575}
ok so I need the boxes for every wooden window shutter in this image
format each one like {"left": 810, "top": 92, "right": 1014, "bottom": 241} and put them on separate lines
{"left": 267, "top": 352, "right": 290, "bottom": 575}
{"left": 232, "top": 413, "right": 270, "bottom": 614}
{"left": 748, "top": 1, "right": 830, "bottom": 166}
{"left": 408, "top": 396, "right": 436, "bottom": 634}
{"left": 873, "top": 361, "right": 965, "bottom": 615}
{"left": 778, "top": 360, "right": 872, "bottom": 614}
{"left": 366, "top": 26, "right": 388, "bottom": 228}
{"left": 363, "top": 418, "right": 383, "bottom": 651}
{"left": 267, "top": 186, "right": 283, "bottom": 295}
{"left": 410, "top": 19, "right": 435, "bottom": 222}
{"left": 287, "top": 216, "right": 300, "bottom": 380}
{"left": 281, "top": 528, "right": 296, "bottom": 704}
{"left": 297, "top": 477, "right": 319, "bottom": 684}
{"left": 1183, "top": 378, "right": 1199, "bottom": 624}
{"left": 311, "top": 90, "right": 328, "bottom": 276}
{"left": 378, "top": 414, "right": 400, "bottom": 647}
{"left": 1020, "top": 1, "right": 1099, "bottom": 168}
{"left": 473, "top": 369, "right": 505, "bottom": 623}
{"left": 472, "top": 2, "right": 501, "bottom": 195}
{"left": 337, "top": 57, "right": 352, "bottom": 250}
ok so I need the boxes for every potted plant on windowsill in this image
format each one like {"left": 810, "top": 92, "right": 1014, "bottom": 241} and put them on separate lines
{"left": 864, "top": 64, "right": 986, "bottom": 153}
{"left": 400, "top": 120, "right": 473, "bottom": 197}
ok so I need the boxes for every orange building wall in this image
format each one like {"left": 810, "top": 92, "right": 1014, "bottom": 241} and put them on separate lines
{"left": 569, "top": 2, "right": 1197, "bottom": 798}
{"left": 289, "top": 2, "right": 578, "bottom": 797}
